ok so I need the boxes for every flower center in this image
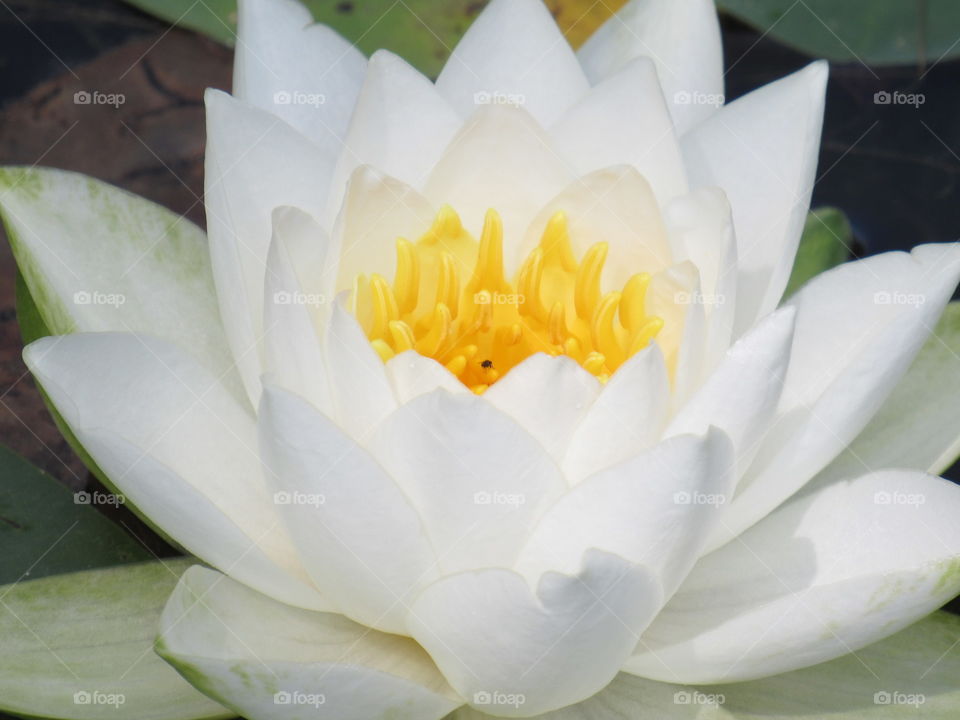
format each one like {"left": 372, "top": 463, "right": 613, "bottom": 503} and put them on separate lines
{"left": 353, "top": 207, "right": 663, "bottom": 393}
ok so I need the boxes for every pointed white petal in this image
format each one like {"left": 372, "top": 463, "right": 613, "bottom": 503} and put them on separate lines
{"left": 578, "top": 0, "right": 724, "bottom": 135}
{"left": 386, "top": 351, "right": 470, "bottom": 404}
{"left": 436, "top": 0, "right": 589, "bottom": 126}
{"left": 682, "top": 61, "right": 828, "bottom": 336}
{"left": 158, "top": 566, "right": 461, "bottom": 720}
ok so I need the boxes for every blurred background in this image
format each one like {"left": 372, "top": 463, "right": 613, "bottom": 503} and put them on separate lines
{"left": 0, "top": 0, "right": 959, "bottom": 566}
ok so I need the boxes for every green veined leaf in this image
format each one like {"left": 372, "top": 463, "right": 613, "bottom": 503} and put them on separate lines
{"left": 0, "top": 443, "right": 149, "bottom": 584}
{"left": 0, "top": 559, "right": 234, "bottom": 720}
{"left": 717, "top": 0, "right": 960, "bottom": 67}
{"left": 783, "top": 207, "right": 853, "bottom": 300}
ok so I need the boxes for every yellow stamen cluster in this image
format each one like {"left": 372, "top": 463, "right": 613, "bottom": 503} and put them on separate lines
{"left": 353, "top": 206, "right": 663, "bottom": 393}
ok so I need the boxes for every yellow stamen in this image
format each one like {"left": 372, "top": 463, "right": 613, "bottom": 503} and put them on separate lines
{"left": 353, "top": 207, "right": 663, "bottom": 391}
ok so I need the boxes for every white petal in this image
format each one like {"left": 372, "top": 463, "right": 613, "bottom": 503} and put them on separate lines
{"left": 809, "top": 302, "right": 960, "bottom": 489}
{"left": 409, "top": 551, "right": 662, "bottom": 716}
{"left": 158, "top": 566, "right": 461, "bottom": 720}
{"left": 328, "top": 50, "right": 462, "bottom": 209}
{"left": 665, "top": 308, "right": 795, "bottom": 479}
{"left": 204, "top": 89, "right": 334, "bottom": 404}
{"left": 436, "top": 0, "right": 589, "bottom": 126}
{"left": 563, "top": 345, "right": 670, "bottom": 485}
{"left": 682, "top": 61, "right": 828, "bottom": 336}
{"left": 331, "top": 166, "right": 436, "bottom": 294}
{"left": 578, "top": 0, "right": 724, "bottom": 135}
{"left": 483, "top": 354, "right": 600, "bottom": 463}
{"left": 715, "top": 244, "right": 960, "bottom": 548}
{"left": 518, "top": 429, "right": 734, "bottom": 598}
{"left": 369, "top": 390, "right": 566, "bottom": 574}
{"left": 627, "top": 470, "right": 960, "bottom": 683}
{"left": 516, "top": 166, "right": 672, "bottom": 291}
{"left": 663, "top": 187, "right": 738, "bottom": 372}
{"left": 324, "top": 297, "right": 398, "bottom": 440}
{"left": 424, "top": 106, "right": 574, "bottom": 252}
{"left": 259, "top": 384, "right": 437, "bottom": 633}
{"left": 234, "top": 0, "right": 366, "bottom": 157}
{"left": 386, "top": 351, "right": 470, "bottom": 404}
{"left": 262, "top": 206, "right": 334, "bottom": 416}
{"left": 550, "top": 57, "right": 687, "bottom": 206}
{"left": 23, "top": 333, "right": 328, "bottom": 612}
{"left": 0, "top": 167, "right": 241, "bottom": 402}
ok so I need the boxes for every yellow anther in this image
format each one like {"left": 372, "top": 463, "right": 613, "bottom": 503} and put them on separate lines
{"left": 471, "top": 384, "right": 489, "bottom": 395}
{"left": 370, "top": 274, "right": 400, "bottom": 339}
{"left": 592, "top": 291, "right": 625, "bottom": 368}
{"left": 630, "top": 316, "right": 665, "bottom": 354}
{"left": 436, "top": 252, "right": 460, "bottom": 320}
{"left": 415, "top": 303, "right": 453, "bottom": 357}
{"left": 446, "top": 355, "right": 468, "bottom": 376}
{"left": 517, "top": 248, "right": 548, "bottom": 323}
{"left": 620, "top": 273, "right": 651, "bottom": 332}
{"left": 437, "top": 204, "right": 462, "bottom": 238}
{"left": 388, "top": 320, "right": 416, "bottom": 353}
{"left": 575, "top": 242, "right": 608, "bottom": 320}
{"left": 548, "top": 302, "right": 567, "bottom": 346}
{"left": 371, "top": 339, "right": 395, "bottom": 362}
{"left": 539, "top": 211, "right": 578, "bottom": 272}
{"left": 466, "top": 209, "right": 506, "bottom": 295}
{"left": 583, "top": 351, "right": 607, "bottom": 376}
{"left": 394, "top": 239, "right": 420, "bottom": 315}
{"left": 563, "top": 336, "right": 582, "bottom": 362}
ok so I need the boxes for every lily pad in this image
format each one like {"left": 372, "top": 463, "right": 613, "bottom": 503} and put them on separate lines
{"left": 783, "top": 207, "right": 854, "bottom": 299}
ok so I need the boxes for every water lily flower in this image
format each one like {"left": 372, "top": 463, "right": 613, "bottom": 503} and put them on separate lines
{"left": 3, "top": 0, "right": 960, "bottom": 717}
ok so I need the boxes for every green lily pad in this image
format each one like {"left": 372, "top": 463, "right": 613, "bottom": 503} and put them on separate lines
{"left": 783, "top": 207, "right": 854, "bottom": 299}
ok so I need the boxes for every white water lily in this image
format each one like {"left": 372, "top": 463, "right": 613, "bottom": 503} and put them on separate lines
{"left": 3, "top": 0, "right": 960, "bottom": 717}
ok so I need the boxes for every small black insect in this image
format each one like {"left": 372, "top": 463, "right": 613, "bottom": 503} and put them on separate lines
{"left": 481, "top": 359, "right": 494, "bottom": 369}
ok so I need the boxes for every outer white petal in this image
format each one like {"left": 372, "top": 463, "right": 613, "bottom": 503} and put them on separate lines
{"left": 682, "top": 61, "right": 828, "bottom": 336}
{"left": 627, "top": 470, "right": 960, "bottom": 683}
{"left": 204, "top": 89, "right": 334, "bottom": 405}
{"left": 331, "top": 166, "right": 436, "bottom": 294}
{"left": 424, "top": 105, "right": 574, "bottom": 251}
{"left": 715, "top": 244, "right": 960, "bottom": 548}
{"left": 578, "top": 0, "right": 724, "bottom": 135}
{"left": 663, "top": 187, "right": 738, "bottom": 372}
{"left": 369, "top": 390, "right": 566, "bottom": 574}
{"left": 234, "top": 0, "right": 366, "bottom": 157}
{"left": 484, "top": 354, "right": 600, "bottom": 463}
{"left": 517, "top": 166, "right": 672, "bottom": 291}
{"left": 0, "top": 166, "right": 241, "bottom": 401}
{"left": 518, "top": 429, "right": 734, "bottom": 598}
{"left": 665, "top": 308, "right": 795, "bottom": 479}
{"left": 563, "top": 345, "right": 670, "bottom": 485}
{"left": 328, "top": 50, "right": 462, "bottom": 210}
{"left": 24, "top": 333, "right": 328, "bottom": 612}
{"left": 324, "top": 297, "right": 398, "bottom": 440}
{"left": 436, "top": 0, "right": 589, "bottom": 126}
{"left": 409, "top": 551, "right": 662, "bottom": 717}
{"left": 262, "top": 206, "right": 334, "bottom": 416}
{"left": 259, "top": 384, "right": 437, "bottom": 633}
{"left": 808, "top": 302, "right": 960, "bottom": 490}
{"left": 158, "top": 566, "right": 461, "bottom": 720}
{"left": 386, "top": 351, "right": 470, "bottom": 404}
{"left": 550, "top": 57, "right": 687, "bottom": 206}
